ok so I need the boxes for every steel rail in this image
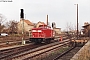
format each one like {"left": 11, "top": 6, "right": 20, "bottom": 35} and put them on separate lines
{"left": 53, "top": 46, "right": 75, "bottom": 60}
{"left": 0, "top": 36, "right": 70, "bottom": 60}
{"left": 24, "top": 41, "right": 70, "bottom": 60}
{"left": 0, "top": 43, "right": 36, "bottom": 59}
{"left": 11, "top": 39, "right": 71, "bottom": 60}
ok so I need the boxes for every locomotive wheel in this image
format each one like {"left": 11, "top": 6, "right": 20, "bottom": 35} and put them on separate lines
{"left": 46, "top": 40, "right": 50, "bottom": 43}
{"left": 45, "top": 38, "right": 51, "bottom": 43}
{"left": 35, "top": 41, "right": 41, "bottom": 44}
{"left": 35, "top": 38, "right": 42, "bottom": 44}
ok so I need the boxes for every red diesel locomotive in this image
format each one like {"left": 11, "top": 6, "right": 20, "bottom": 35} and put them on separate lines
{"left": 30, "top": 25, "right": 55, "bottom": 43}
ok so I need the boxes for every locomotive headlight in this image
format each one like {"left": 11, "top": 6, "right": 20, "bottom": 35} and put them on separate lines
{"left": 38, "top": 30, "right": 42, "bottom": 32}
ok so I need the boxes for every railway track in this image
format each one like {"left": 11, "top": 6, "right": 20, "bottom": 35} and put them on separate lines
{"left": 0, "top": 36, "right": 69, "bottom": 60}
{"left": 0, "top": 39, "right": 60, "bottom": 60}
{"left": 53, "top": 46, "right": 75, "bottom": 60}
{"left": 0, "top": 43, "right": 45, "bottom": 60}
{"left": 53, "top": 47, "right": 81, "bottom": 60}
{"left": 0, "top": 39, "right": 29, "bottom": 45}
{"left": 0, "top": 40, "right": 30, "bottom": 48}
{"left": 11, "top": 39, "right": 71, "bottom": 60}
{"left": 0, "top": 36, "right": 68, "bottom": 48}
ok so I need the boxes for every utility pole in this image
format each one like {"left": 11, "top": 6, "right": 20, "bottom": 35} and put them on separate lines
{"left": 77, "top": 4, "right": 78, "bottom": 40}
{"left": 46, "top": 15, "right": 48, "bottom": 25}
{"left": 20, "top": 9, "right": 25, "bottom": 45}
{"left": 75, "top": 4, "right": 78, "bottom": 39}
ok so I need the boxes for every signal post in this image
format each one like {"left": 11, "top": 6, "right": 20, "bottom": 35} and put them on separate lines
{"left": 20, "top": 9, "right": 25, "bottom": 45}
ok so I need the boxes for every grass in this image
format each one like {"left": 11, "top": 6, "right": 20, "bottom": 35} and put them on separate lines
{"left": 41, "top": 46, "right": 70, "bottom": 60}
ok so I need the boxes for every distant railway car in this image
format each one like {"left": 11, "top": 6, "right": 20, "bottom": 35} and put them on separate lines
{"left": 30, "top": 25, "right": 55, "bottom": 43}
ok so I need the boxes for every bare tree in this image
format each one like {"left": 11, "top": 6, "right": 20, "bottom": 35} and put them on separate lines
{"left": 66, "top": 22, "right": 74, "bottom": 32}
{"left": 7, "top": 20, "right": 18, "bottom": 34}
{"left": 0, "top": 14, "right": 6, "bottom": 33}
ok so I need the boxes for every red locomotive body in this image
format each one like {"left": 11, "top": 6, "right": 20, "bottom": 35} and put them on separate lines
{"left": 30, "top": 25, "right": 54, "bottom": 43}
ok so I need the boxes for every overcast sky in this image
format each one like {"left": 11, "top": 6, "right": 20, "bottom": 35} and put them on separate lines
{"left": 0, "top": 0, "right": 90, "bottom": 30}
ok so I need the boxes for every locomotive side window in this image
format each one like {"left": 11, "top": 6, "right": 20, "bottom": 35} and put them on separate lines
{"left": 38, "top": 30, "right": 42, "bottom": 32}
{"left": 32, "top": 30, "right": 37, "bottom": 32}
{"left": 32, "top": 30, "right": 42, "bottom": 32}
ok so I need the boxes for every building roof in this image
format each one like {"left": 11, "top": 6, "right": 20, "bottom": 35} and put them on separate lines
{"left": 37, "top": 21, "right": 46, "bottom": 25}
{"left": 21, "top": 20, "right": 34, "bottom": 26}
{"left": 82, "top": 22, "right": 90, "bottom": 27}
{"left": 82, "top": 24, "right": 90, "bottom": 27}
{"left": 35, "top": 21, "right": 47, "bottom": 28}
{"left": 53, "top": 28, "right": 61, "bottom": 29}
